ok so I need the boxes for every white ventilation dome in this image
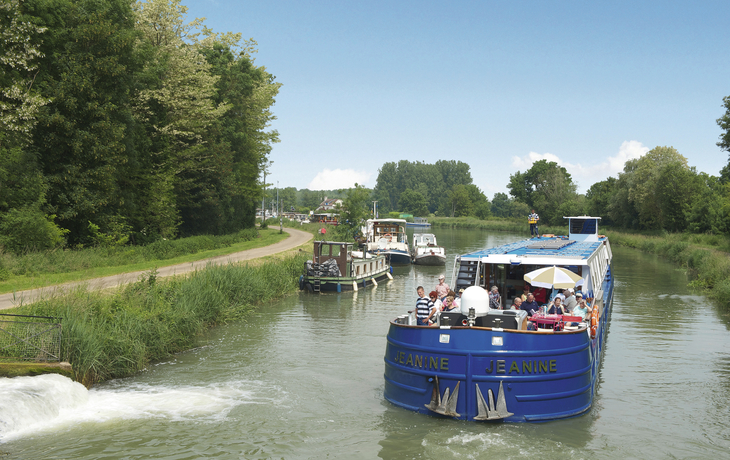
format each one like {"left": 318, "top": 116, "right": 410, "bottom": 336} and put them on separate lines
{"left": 460, "top": 286, "right": 490, "bottom": 317}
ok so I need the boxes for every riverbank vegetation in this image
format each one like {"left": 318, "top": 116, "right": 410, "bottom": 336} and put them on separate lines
{"left": 0, "top": 228, "right": 289, "bottom": 294}
{"left": 4, "top": 252, "right": 308, "bottom": 386}
{"left": 1, "top": 0, "right": 279, "bottom": 251}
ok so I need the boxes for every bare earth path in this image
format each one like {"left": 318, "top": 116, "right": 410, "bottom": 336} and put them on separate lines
{"left": 0, "top": 227, "right": 312, "bottom": 311}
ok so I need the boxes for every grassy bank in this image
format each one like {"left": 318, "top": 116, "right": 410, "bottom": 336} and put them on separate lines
{"left": 0, "top": 228, "right": 289, "bottom": 294}
{"left": 431, "top": 217, "right": 730, "bottom": 311}
{"left": 4, "top": 252, "right": 309, "bottom": 386}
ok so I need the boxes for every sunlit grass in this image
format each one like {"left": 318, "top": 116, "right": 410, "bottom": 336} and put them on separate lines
{"left": 5, "top": 252, "right": 309, "bottom": 386}
{"left": 0, "top": 229, "right": 288, "bottom": 294}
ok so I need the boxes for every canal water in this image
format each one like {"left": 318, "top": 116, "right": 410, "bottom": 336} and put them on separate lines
{"left": 2, "top": 228, "right": 730, "bottom": 459}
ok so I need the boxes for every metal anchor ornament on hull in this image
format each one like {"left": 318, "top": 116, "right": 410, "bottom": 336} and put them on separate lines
{"left": 424, "top": 376, "right": 461, "bottom": 418}
{"left": 474, "top": 381, "right": 514, "bottom": 421}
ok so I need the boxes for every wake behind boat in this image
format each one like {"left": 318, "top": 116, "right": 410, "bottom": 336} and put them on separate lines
{"left": 411, "top": 233, "right": 446, "bottom": 265}
{"left": 383, "top": 216, "right": 614, "bottom": 422}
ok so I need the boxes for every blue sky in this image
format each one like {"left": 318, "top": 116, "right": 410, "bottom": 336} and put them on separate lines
{"left": 185, "top": 0, "right": 730, "bottom": 197}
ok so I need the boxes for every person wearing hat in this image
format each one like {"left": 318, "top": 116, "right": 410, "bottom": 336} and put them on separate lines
{"left": 564, "top": 288, "right": 578, "bottom": 312}
{"left": 435, "top": 274, "right": 450, "bottom": 301}
{"left": 572, "top": 294, "right": 592, "bottom": 321}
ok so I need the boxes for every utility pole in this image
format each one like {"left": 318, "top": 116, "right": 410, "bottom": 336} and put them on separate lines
{"left": 372, "top": 200, "right": 378, "bottom": 219}
{"left": 262, "top": 170, "right": 266, "bottom": 221}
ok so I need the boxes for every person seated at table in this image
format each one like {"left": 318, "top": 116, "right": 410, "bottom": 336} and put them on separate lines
{"left": 511, "top": 297, "right": 523, "bottom": 310}
{"left": 572, "top": 298, "right": 592, "bottom": 320}
{"left": 547, "top": 297, "right": 567, "bottom": 315}
{"left": 521, "top": 293, "right": 539, "bottom": 317}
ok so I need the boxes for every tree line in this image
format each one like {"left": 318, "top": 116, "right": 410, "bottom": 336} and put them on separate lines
{"left": 0, "top": 0, "right": 279, "bottom": 252}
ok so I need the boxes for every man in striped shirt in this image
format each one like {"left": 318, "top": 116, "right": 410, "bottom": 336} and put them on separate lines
{"left": 416, "top": 286, "right": 431, "bottom": 325}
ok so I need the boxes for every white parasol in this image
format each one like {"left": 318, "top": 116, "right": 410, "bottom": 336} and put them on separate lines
{"left": 524, "top": 266, "right": 582, "bottom": 289}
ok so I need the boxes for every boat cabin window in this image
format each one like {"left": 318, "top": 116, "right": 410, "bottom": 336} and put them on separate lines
{"left": 320, "top": 245, "right": 330, "bottom": 256}
{"left": 570, "top": 218, "right": 598, "bottom": 235}
{"left": 331, "top": 245, "right": 341, "bottom": 257}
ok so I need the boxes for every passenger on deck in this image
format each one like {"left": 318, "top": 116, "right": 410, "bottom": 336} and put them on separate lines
{"left": 563, "top": 288, "right": 578, "bottom": 312}
{"left": 511, "top": 297, "right": 523, "bottom": 310}
{"left": 416, "top": 286, "right": 431, "bottom": 326}
{"left": 547, "top": 297, "right": 567, "bottom": 315}
{"left": 521, "top": 284, "right": 531, "bottom": 301}
{"left": 442, "top": 295, "right": 457, "bottom": 312}
{"left": 429, "top": 291, "right": 443, "bottom": 314}
{"left": 521, "top": 293, "right": 539, "bottom": 317}
{"left": 453, "top": 289, "right": 463, "bottom": 308}
{"left": 489, "top": 286, "right": 501, "bottom": 310}
{"left": 572, "top": 295, "right": 592, "bottom": 320}
{"left": 435, "top": 274, "right": 450, "bottom": 300}
{"left": 533, "top": 286, "right": 548, "bottom": 304}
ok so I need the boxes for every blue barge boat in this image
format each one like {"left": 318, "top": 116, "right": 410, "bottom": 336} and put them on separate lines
{"left": 383, "top": 217, "right": 614, "bottom": 422}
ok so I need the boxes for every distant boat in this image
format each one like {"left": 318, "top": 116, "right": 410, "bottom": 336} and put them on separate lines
{"left": 362, "top": 219, "right": 411, "bottom": 265}
{"left": 300, "top": 240, "right": 392, "bottom": 293}
{"left": 406, "top": 217, "right": 432, "bottom": 228}
{"left": 411, "top": 233, "right": 446, "bottom": 265}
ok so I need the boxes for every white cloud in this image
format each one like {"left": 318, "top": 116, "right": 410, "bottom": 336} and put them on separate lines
{"left": 307, "top": 168, "right": 372, "bottom": 190}
{"left": 510, "top": 141, "right": 650, "bottom": 193}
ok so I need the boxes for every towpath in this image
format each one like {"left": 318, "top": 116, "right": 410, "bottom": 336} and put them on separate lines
{"left": 0, "top": 227, "right": 313, "bottom": 311}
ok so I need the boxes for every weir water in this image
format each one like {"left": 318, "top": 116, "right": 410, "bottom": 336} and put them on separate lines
{"left": 1, "top": 228, "right": 729, "bottom": 459}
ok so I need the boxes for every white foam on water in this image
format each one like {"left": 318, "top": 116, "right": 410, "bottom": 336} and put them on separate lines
{"left": 0, "top": 374, "right": 261, "bottom": 442}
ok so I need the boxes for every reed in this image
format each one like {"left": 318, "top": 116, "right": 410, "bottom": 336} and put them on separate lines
{"left": 8, "top": 252, "right": 308, "bottom": 386}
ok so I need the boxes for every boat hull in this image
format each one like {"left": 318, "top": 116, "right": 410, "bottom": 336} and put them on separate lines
{"left": 383, "top": 272, "right": 613, "bottom": 422}
{"left": 302, "top": 270, "right": 392, "bottom": 292}
{"left": 370, "top": 249, "right": 411, "bottom": 265}
{"left": 413, "top": 253, "right": 446, "bottom": 265}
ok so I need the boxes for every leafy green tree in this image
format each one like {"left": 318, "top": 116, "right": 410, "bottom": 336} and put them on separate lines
{"left": 334, "top": 184, "right": 371, "bottom": 241}
{"left": 447, "top": 184, "right": 472, "bottom": 217}
{"left": 718, "top": 96, "right": 730, "bottom": 182}
{"left": 399, "top": 189, "right": 428, "bottom": 216}
{"left": 24, "top": 0, "right": 141, "bottom": 245}
{"left": 0, "top": 0, "right": 48, "bottom": 147}
{"left": 465, "top": 184, "right": 491, "bottom": 219}
{"left": 508, "top": 160, "right": 578, "bottom": 225}
{"left": 687, "top": 174, "right": 724, "bottom": 234}
{"left": 586, "top": 177, "right": 617, "bottom": 224}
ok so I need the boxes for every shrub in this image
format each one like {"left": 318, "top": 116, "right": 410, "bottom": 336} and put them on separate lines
{"left": 0, "top": 207, "right": 67, "bottom": 253}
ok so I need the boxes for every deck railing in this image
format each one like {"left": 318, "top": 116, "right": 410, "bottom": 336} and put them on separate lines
{"left": 0, "top": 314, "right": 62, "bottom": 362}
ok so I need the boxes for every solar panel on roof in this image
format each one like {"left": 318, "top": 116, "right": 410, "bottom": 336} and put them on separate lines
{"left": 526, "top": 240, "right": 574, "bottom": 250}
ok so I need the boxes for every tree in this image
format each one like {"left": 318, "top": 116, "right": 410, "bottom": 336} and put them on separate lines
{"left": 586, "top": 177, "right": 617, "bottom": 224}
{"left": 448, "top": 184, "right": 472, "bottom": 217}
{"left": 718, "top": 96, "right": 730, "bottom": 182}
{"left": 24, "top": 0, "right": 141, "bottom": 245}
{"left": 508, "top": 160, "right": 579, "bottom": 225}
{"left": 399, "top": 189, "right": 428, "bottom": 216}
{"left": 628, "top": 146, "right": 688, "bottom": 230}
{"left": 334, "top": 184, "right": 371, "bottom": 241}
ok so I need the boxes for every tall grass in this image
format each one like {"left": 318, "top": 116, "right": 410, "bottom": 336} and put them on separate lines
{"left": 9, "top": 252, "right": 308, "bottom": 387}
{"left": 0, "top": 228, "right": 259, "bottom": 281}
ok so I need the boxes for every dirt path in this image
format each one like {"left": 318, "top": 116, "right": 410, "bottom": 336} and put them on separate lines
{"left": 0, "top": 227, "right": 313, "bottom": 311}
